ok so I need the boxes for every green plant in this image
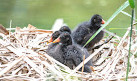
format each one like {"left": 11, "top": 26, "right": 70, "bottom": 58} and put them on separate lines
{"left": 126, "top": 0, "right": 135, "bottom": 81}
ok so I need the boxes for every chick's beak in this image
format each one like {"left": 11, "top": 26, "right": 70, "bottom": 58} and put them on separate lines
{"left": 53, "top": 37, "right": 60, "bottom": 43}
{"left": 48, "top": 37, "right": 53, "bottom": 43}
{"left": 101, "top": 19, "right": 105, "bottom": 24}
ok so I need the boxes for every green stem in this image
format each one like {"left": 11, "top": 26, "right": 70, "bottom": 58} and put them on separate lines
{"left": 126, "top": 9, "right": 134, "bottom": 81}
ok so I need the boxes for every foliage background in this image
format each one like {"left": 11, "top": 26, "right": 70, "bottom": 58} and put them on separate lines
{"left": 0, "top": 0, "right": 136, "bottom": 36}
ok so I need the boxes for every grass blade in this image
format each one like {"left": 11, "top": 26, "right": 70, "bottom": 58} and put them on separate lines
{"left": 83, "top": 1, "right": 129, "bottom": 47}
{"left": 121, "top": 11, "right": 137, "bottom": 20}
{"left": 121, "top": 11, "right": 132, "bottom": 17}
{"left": 126, "top": 8, "right": 135, "bottom": 81}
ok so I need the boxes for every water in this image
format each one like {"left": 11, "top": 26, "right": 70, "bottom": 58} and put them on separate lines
{"left": 0, "top": 0, "right": 136, "bottom": 36}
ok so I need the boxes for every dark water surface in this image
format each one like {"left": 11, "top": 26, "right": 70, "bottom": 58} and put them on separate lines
{"left": 0, "top": 0, "right": 136, "bottom": 36}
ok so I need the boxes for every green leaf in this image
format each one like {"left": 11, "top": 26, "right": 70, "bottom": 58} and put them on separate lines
{"left": 128, "top": 0, "right": 135, "bottom": 8}
{"left": 83, "top": 1, "right": 129, "bottom": 47}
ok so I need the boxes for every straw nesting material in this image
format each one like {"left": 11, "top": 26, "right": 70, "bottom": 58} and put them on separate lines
{"left": 0, "top": 24, "right": 137, "bottom": 81}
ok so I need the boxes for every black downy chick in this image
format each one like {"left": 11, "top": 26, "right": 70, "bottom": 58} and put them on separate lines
{"left": 46, "top": 30, "right": 64, "bottom": 63}
{"left": 47, "top": 26, "right": 71, "bottom": 64}
{"left": 47, "top": 26, "right": 71, "bottom": 54}
{"left": 72, "top": 14, "right": 105, "bottom": 50}
{"left": 53, "top": 32, "right": 93, "bottom": 73}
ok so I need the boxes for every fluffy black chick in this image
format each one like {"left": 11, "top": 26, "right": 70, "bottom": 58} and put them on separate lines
{"left": 72, "top": 14, "right": 105, "bottom": 50}
{"left": 53, "top": 32, "right": 93, "bottom": 73}
{"left": 47, "top": 26, "right": 71, "bottom": 64}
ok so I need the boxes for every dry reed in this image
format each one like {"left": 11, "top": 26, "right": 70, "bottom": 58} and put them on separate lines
{"left": 0, "top": 24, "right": 137, "bottom": 81}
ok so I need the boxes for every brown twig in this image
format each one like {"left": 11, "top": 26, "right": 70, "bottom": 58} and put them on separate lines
{"left": 0, "top": 24, "right": 9, "bottom": 35}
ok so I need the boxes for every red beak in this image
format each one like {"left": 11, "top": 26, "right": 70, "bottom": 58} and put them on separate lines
{"left": 101, "top": 19, "right": 105, "bottom": 24}
{"left": 48, "top": 37, "right": 53, "bottom": 43}
{"left": 53, "top": 37, "right": 60, "bottom": 43}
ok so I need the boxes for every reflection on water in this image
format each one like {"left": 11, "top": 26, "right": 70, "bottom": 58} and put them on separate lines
{"left": 0, "top": 0, "right": 136, "bottom": 36}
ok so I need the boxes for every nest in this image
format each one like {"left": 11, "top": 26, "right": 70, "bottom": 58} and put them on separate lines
{"left": 0, "top": 24, "right": 137, "bottom": 81}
